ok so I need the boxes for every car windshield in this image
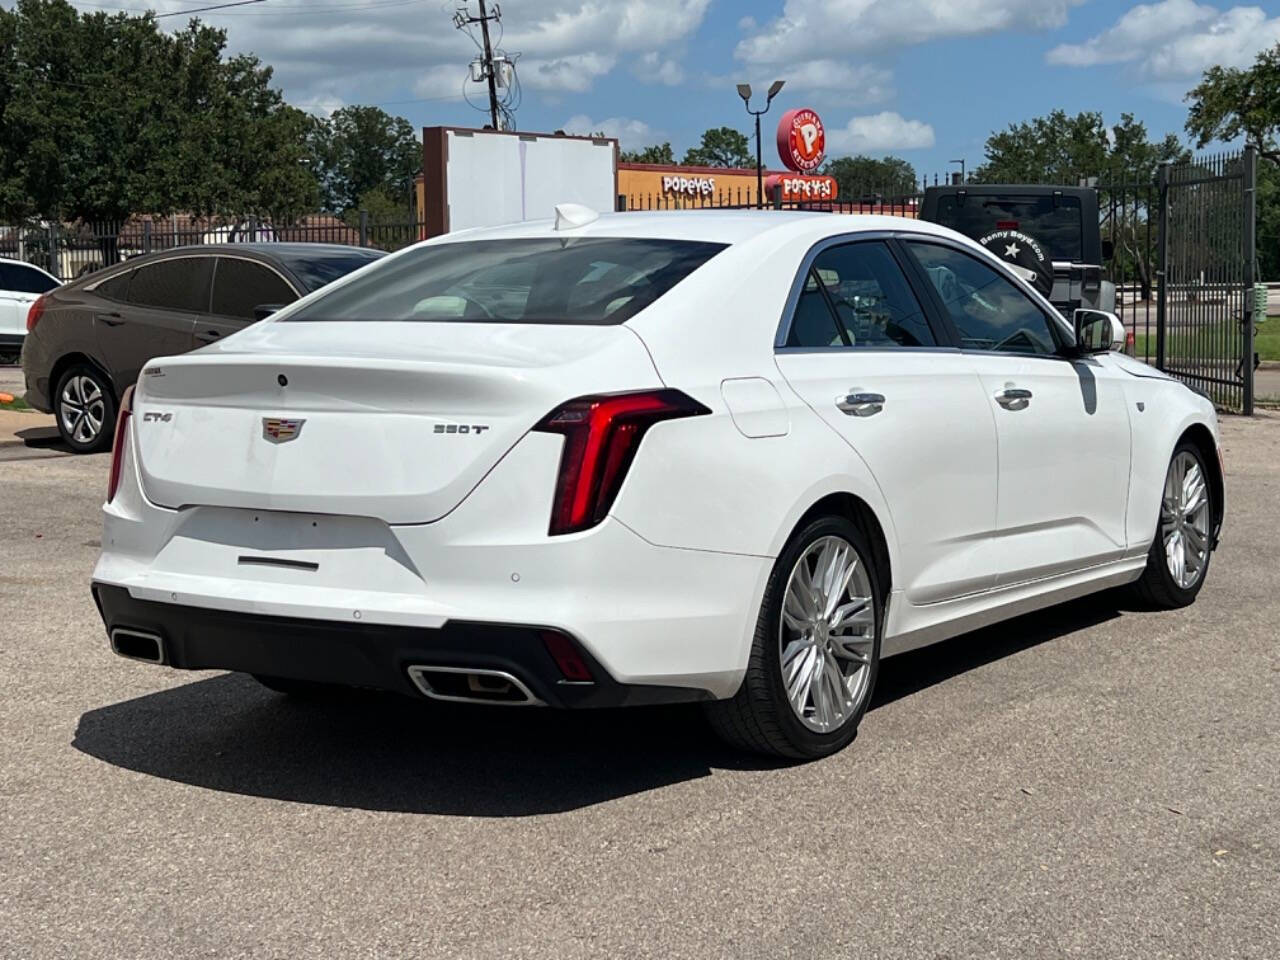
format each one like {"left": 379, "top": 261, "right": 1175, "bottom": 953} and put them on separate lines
{"left": 933, "top": 194, "right": 1084, "bottom": 262}
{"left": 287, "top": 238, "right": 727, "bottom": 325}
{"left": 279, "top": 249, "right": 386, "bottom": 291}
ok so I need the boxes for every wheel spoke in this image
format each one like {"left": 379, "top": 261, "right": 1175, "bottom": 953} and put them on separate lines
{"left": 830, "top": 597, "right": 871, "bottom": 632}
{"left": 830, "top": 633, "right": 872, "bottom": 665}
{"left": 786, "top": 646, "right": 818, "bottom": 716}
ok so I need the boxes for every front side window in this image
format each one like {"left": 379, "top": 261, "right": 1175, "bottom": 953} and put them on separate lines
{"left": 784, "top": 240, "right": 935, "bottom": 349}
{"left": 289, "top": 238, "right": 726, "bottom": 325}
{"left": 211, "top": 258, "right": 298, "bottom": 320}
{"left": 906, "top": 241, "right": 1061, "bottom": 355}
{"left": 127, "top": 258, "right": 213, "bottom": 313}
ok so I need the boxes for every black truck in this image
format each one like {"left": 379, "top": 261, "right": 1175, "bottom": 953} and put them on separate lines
{"left": 920, "top": 184, "right": 1115, "bottom": 317}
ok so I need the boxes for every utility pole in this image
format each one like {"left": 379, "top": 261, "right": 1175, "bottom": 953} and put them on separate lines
{"left": 455, "top": 2, "right": 503, "bottom": 129}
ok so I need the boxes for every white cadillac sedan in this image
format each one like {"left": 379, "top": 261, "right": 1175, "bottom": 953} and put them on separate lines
{"left": 93, "top": 209, "right": 1223, "bottom": 759}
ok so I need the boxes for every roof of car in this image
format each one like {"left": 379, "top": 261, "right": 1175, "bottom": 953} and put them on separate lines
{"left": 435, "top": 210, "right": 960, "bottom": 247}
{"left": 147, "top": 243, "right": 385, "bottom": 259}
{"left": 924, "top": 183, "right": 1097, "bottom": 196}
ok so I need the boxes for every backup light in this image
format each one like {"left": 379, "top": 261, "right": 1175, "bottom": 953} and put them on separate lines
{"left": 533, "top": 389, "right": 709, "bottom": 536}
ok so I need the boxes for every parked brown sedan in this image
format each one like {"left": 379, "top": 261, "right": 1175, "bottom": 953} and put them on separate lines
{"left": 20, "top": 243, "right": 384, "bottom": 452}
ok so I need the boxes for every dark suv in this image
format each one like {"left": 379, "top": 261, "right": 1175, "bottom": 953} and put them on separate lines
{"left": 920, "top": 185, "right": 1115, "bottom": 317}
{"left": 21, "top": 243, "right": 384, "bottom": 452}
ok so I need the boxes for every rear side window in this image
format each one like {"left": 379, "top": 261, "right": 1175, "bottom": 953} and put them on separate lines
{"left": 211, "top": 258, "right": 298, "bottom": 320}
{"left": 0, "top": 263, "right": 58, "bottom": 294}
{"left": 127, "top": 258, "right": 213, "bottom": 312}
{"left": 289, "top": 238, "right": 726, "bottom": 325}
{"left": 785, "top": 241, "right": 935, "bottom": 348}
{"left": 95, "top": 270, "right": 132, "bottom": 302}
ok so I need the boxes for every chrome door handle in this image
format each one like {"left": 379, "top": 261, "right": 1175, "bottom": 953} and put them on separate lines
{"left": 995, "top": 387, "right": 1033, "bottom": 410}
{"left": 836, "top": 391, "right": 885, "bottom": 417}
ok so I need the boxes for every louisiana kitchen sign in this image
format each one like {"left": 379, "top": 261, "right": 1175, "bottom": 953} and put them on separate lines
{"left": 777, "top": 108, "right": 826, "bottom": 173}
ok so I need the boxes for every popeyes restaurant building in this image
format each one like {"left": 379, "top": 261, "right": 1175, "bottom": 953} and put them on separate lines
{"left": 620, "top": 108, "right": 839, "bottom": 210}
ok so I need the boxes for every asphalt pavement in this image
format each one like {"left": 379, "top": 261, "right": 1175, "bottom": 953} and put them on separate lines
{"left": 1, "top": 413, "right": 1278, "bottom": 959}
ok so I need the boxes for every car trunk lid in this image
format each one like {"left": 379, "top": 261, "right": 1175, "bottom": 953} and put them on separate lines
{"left": 132, "top": 321, "right": 662, "bottom": 524}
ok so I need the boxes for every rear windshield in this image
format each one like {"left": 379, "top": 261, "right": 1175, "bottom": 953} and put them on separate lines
{"left": 278, "top": 249, "right": 385, "bottom": 291}
{"left": 933, "top": 194, "right": 1083, "bottom": 262}
{"left": 288, "top": 238, "right": 726, "bottom": 325}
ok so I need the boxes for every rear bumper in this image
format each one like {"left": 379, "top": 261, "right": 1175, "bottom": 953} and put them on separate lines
{"left": 92, "top": 583, "right": 713, "bottom": 708}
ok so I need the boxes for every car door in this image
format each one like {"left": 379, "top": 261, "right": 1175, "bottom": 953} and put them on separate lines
{"left": 94, "top": 256, "right": 211, "bottom": 387}
{"left": 197, "top": 256, "right": 301, "bottom": 347}
{"left": 772, "top": 236, "right": 1001, "bottom": 604}
{"left": 902, "top": 239, "right": 1132, "bottom": 586}
{"left": 0, "top": 261, "right": 58, "bottom": 338}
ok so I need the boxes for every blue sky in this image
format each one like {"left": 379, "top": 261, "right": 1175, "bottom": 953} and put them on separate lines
{"left": 44, "top": 0, "right": 1280, "bottom": 177}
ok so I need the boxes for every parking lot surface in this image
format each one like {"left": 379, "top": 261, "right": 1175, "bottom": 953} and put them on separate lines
{"left": 2, "top": 414, "right": 1278, "bottom": 959}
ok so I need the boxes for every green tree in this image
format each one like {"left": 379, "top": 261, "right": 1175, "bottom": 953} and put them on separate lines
{"left": 306, "top": 105, "right": 420, "bottom": 214}
{"left": 620, "top": 142, "right": 676, "bottom": 164}
{"left": 973, "top": 110, "right": 1186, "bottom": 185}
{"left": 822, "top": 155, "right": 917, "bottom": 198}
{"left": 682, "top": 127, "right": 752, "bottom": 168}
{"left": 0, "top": 0, "right": 318, "bottom": 225}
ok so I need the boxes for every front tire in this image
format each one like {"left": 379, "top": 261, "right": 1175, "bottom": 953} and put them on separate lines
{"left": 1132, "top": 442, "right": 1214, "bottom": 609}
{"left": 705, "top": 515, "right": 883, "bottom": 760}
{"left": 53, "top": 363, "right": 115, "bottom": 454}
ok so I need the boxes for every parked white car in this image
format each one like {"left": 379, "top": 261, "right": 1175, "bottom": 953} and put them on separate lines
{"left": 0, "top": 257, "right": 59, "bottom": 363}
{"left": 92, "top": 210, "right": 1223, "bottom": 759}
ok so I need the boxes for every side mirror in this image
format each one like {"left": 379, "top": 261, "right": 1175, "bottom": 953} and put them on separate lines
{"left": 1074, "top": 309, "right": 1125, "bottom": 354}
{"left": 253, "top": 303, "right": 284, "bottom": 321}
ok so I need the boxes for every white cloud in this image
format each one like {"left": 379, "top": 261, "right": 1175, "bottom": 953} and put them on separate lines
{"left": 737, "top": 0, "right": 1085, "bottom": 64}
{"left": 1047, "top": 1, "right": 1280, "bottom": 80}
{"left": 775, "top": 61, "right": 894, "bottom": 100}
{"left": 826, "top": 112, "right": 936, "bottom": 153}
{"left": 74, "top": 0, "right": 710, "bottom": 105}
{"left": 635, "top": 52, "right": 685, "bottom": 86}
{"left": 562, "top": 114, "right": 663, "bottom": 149}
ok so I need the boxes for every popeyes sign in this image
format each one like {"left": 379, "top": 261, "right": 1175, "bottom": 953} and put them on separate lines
{"left": 777, "top": 108, "right": 826, "bottom": 173}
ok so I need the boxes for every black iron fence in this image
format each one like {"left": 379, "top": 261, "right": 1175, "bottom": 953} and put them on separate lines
{"left": 0, "top": 212, "right": 427, "bottom": 282}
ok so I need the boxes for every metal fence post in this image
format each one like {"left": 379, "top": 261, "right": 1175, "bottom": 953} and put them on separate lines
{"left": 772, "top": 184, "right": 783, "bottom": 210}
{"left": 143, "top": 220, "right": 153, "bottom": 255}
{"left": 47, "top": 222, "right": 59, "bottom": 278}
{"left": 1156, "top": 162, "right": 1169, "bottom": 372}
{"left": 1242, "top": 144, "right": 1257, "bottom": 416}
{"left": 358, "top": 209, "right": 369, "bottom": 247}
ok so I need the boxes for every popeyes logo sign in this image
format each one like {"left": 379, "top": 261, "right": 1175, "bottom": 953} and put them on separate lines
{"left": 777, "top": 108, "right": 826, "bottom": 173}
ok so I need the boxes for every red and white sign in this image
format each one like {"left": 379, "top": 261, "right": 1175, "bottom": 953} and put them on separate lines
{"left": 766, "top": 174, "right": 839, "bottom": 203}
{"left": 777, "top": 108, "right": 826, "bottom": 173}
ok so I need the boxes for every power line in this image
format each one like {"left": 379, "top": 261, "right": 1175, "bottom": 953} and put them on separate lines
{"left": 154, "top": 0, "right": 264, "bottom": 17}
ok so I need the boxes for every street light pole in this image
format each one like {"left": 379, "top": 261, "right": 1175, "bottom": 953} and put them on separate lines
{"left": 738, "top": 80, "right": 786, "bottom": 210}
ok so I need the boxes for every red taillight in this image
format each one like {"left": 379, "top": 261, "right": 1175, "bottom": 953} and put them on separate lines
{"left": 106, "top": 385, "right": 135, "bottom": 504}
{"left": 541, "top": 631, "right": 594, "bottom": 682}
{"left": 533, "top": 389, "right": 709, "bottom": 536}
{"left": 26, "top": 295, "right": 46, "bottom": 333}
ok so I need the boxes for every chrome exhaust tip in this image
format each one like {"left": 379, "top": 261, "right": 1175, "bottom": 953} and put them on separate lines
{"left": 110, "top": 628, "right": 166, "bottom": 665}
{"left": 406, "top": 665, "right": 543, "bottom": 706}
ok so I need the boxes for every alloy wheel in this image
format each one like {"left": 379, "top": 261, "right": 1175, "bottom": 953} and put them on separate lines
{"left": 1161, "top": 451, "right": 1210, "bottom": 590}
{"left": 59, "top": 374, "right": 107, "bottom": 446}
{"left": 779, "top": 535, "right": 876, "bottom": 734}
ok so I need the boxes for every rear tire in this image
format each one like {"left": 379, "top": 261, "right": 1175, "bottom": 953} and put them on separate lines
{"left": 1131, "top": 441, "right": 1214, "bottom": 609}
{"left": 705, "top": 515, "right": 883, "bottom": 760}
{"left": 53, "top": 363, "right": 115, "bottom": 454}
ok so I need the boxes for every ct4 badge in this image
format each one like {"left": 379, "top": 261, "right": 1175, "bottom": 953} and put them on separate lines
{"left": 262, "top": 418, "right": 306, "bottom": 443}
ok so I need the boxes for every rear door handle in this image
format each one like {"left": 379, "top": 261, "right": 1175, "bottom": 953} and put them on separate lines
{"left": 95, "top": 312, "right": 124, "bottom": 326}
{"left": 195, "top": 329, "right": 222, "bottom": 344}
{"left": 836, "top": 391, "right": 886, "bottom": 417}
{"left": 995, "top": 387, "right": 1033, "bottom": 410}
